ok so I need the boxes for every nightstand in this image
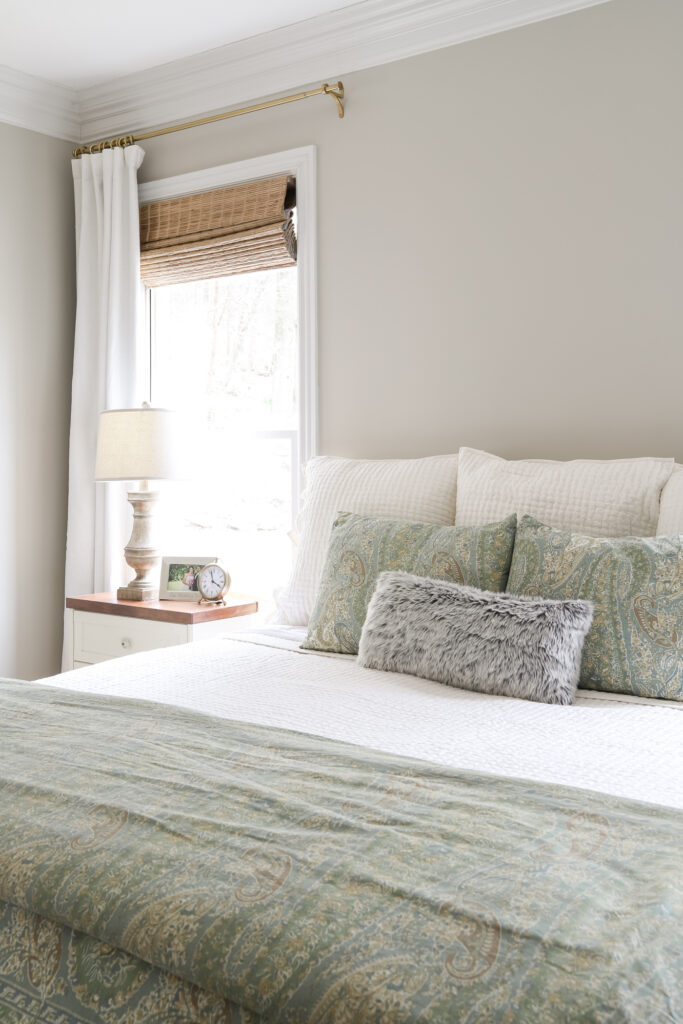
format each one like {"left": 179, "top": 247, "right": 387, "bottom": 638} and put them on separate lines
{"left": 63, "top": 593, "right": 259, "bottom": 670}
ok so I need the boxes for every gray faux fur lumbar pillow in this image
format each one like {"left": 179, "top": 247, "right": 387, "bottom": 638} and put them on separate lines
{"left": 358, "top": 572, "right": 594, "bottom": 705}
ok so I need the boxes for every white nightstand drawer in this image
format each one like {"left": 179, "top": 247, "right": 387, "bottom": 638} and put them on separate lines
{"left": 64, "top": 593, "right": 258, "bottom": 671}
{"left": 73, "top": 611, "right": 187, "bottom": 664}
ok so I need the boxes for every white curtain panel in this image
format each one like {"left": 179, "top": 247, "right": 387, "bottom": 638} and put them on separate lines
{"left": 62, "top": 145, "right": 146, "bottom": 666}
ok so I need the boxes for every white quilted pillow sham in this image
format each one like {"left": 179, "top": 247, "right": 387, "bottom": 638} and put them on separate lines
{"left": 657, "top": 464, "right": 683, "bottom": 535}
{"left": 455, "top": 447, "right": 673, "bottom": 537}
{"left": 276, "top": 454, "right": 459, "bottom": 625}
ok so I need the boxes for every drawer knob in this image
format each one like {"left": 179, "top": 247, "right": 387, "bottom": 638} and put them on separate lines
{"left": 120, "top": 637, "right": 132, "bottom": 650}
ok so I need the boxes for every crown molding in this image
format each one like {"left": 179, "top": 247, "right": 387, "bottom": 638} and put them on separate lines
{"left": 0, "top": 64, "right": 79, "bottom": 142}
{"left": 77, "top": 0, "right": 614, "bottom": 142}
{"left": 2, "top": 0, "right": 614, "bottom": 144}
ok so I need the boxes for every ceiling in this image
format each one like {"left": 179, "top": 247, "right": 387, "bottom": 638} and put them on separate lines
{"left": 0, "top": 0, "right": 363, "bottom": 89}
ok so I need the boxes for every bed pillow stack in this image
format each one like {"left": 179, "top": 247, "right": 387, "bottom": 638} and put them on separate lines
{"left": 292, "top": 447, "right": 680, "bottom": 704}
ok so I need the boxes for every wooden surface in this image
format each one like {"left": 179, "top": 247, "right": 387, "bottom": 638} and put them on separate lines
{"left": 66, "top": 592, "right": 258, "bottom": 625}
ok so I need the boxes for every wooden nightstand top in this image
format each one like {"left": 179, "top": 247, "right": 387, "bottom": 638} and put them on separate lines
{"left": 66, "top": 592, "right": 258, "bottom": 625}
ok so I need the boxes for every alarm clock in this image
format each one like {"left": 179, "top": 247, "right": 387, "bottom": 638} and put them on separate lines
{"left": 196, "top": 563, "right": 231, "bottom": 604}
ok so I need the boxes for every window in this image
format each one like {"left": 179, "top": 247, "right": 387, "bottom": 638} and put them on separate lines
{"left": 138, "top": 149, "right": 317, "bottom": 607}
{"left": 149, "top": 269, "right": 298, "bottom": 604}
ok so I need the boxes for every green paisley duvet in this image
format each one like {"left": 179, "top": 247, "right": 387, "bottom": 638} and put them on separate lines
{"left": 0, "top": 680, "right": 681, "bottom": 1024}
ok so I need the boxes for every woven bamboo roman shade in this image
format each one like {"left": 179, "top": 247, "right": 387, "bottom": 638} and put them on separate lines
{"left": 139, "top": 175, "right": 296, "bottom": 287}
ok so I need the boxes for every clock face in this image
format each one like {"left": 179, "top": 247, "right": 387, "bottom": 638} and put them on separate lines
{"left": 198, "top": 563, "right": 229, "bottom": 601}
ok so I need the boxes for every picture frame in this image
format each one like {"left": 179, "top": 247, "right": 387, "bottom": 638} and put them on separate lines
{"left": 159, "top": 556, "right": 218, "bottom": 601}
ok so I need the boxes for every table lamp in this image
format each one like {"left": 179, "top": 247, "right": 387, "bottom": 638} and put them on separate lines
{"left": 95, "top": 405, "right": 183, "bottom": 601}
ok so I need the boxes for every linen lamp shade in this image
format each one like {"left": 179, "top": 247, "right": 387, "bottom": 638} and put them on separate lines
{"left": 95, "top": 407, "right": 182, "bottom": 482}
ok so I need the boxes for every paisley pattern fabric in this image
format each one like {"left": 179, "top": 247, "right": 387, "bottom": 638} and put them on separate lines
{"left": 0, "top": 903, "right": 253, "bottom": 1023}
{"left": 507, "top": 515, "right": 683, "bottom": 700}
{"left": 0, "top": 681, "right": 681, "bottom": 1024}
{"left": 303, "top": 512, "right": 517, "bottom": 653}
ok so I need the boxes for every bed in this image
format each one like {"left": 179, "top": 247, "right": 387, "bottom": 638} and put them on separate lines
{"left": 4, "top": 449, "right": 683, "bottom": 1022}
{"left": 1, "top": 627, "right": 682, "bottom": 1023}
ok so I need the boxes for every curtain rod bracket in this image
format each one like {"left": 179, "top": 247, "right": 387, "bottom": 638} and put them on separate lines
{"left": 322, "top": 81, "right": 345, "bottom": 119}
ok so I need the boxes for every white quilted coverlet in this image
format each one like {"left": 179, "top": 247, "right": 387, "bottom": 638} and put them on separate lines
{"left": 455, "top": 447, "right": 674, "bottom": 536}
{"left": 43, "top": 629, "right": 682, "bottom": 810}
{"left": 277, "top": 454, "right": 459, "bottom": 625}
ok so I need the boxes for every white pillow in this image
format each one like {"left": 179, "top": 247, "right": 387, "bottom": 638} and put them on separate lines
{"left": 455, "top": 447, "right": 673, "bottom": 537}
{"left": 657, "top": 464, "right": 683, "bottom": 535}
{"left": 276, "top": 454, "right": 459, "bottom": 625}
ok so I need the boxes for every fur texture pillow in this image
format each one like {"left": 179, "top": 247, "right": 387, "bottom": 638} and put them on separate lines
{"left": 358, "top": 572, "right": 594, "bottom": 705}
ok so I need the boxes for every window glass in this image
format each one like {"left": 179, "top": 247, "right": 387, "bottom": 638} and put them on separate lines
{"left": 150, "top": 268, "right": 298, "bottom": 604}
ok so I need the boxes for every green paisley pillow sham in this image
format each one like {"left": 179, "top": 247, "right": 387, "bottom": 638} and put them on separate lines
{"left": 302, "top": 511, "right": 517, "bottom": 654}
{"left": 506, "top": 515, "right": 683, "bottom": 701}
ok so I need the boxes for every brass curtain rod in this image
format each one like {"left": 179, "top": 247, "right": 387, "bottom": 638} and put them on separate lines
{"left": 72, "top": 81, "right": 344, "bottom": 158}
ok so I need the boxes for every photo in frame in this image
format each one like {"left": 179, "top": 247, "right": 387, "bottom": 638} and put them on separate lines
{"left": 159, "top": 556, "right": 218, "bottom": 601}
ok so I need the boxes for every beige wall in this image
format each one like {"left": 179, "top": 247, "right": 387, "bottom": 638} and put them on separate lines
{"left": 2, "top": 0, "right": 679, "bottom": 674}
{"left": 0, "top": 122, "right": 75, "bottom": 679}
{"left": 140, "top": 0, "right": 683, "bottom": 463}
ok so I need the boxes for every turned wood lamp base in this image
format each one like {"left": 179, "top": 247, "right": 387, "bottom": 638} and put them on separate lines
{"left": 94, "top": 405, "right": 183, "bottom": 604}
{"left": 118, "top": 486, "right": 161, "bottom": 602}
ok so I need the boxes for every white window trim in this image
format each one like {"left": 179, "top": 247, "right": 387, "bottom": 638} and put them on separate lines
{"left": 138, "top": 145, "right": 318, "bottom": 503}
